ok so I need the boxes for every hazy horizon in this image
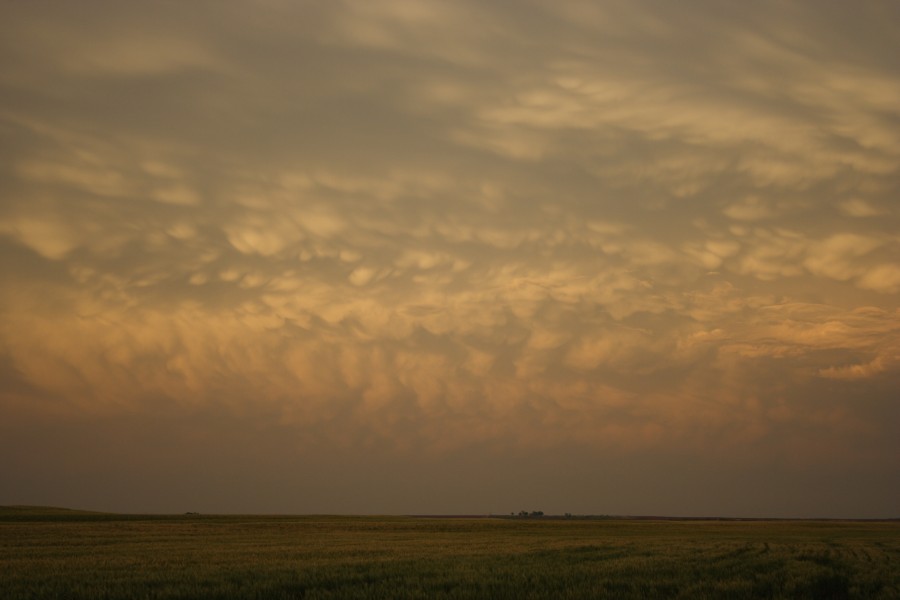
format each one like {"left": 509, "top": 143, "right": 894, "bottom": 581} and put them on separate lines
{"left": 2, "top": 0, "right": 898, "bottom": 519}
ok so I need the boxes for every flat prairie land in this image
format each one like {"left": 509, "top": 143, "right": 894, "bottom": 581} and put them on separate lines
{"left": 1, "top": 507, "right": 898, "bottom": 599}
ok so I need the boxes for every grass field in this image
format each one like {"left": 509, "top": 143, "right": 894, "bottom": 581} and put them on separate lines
{"left": 1, "top": 507, "right": 898, "bottom": 599}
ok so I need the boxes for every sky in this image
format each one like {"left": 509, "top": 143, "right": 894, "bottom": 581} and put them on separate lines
{"left": 1, "top": 0, "right": 899, "bottom": 518}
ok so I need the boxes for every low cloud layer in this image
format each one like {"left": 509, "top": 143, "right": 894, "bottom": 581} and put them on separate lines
{"left": 1, "top": 1, "right": 898, "bottom": 517}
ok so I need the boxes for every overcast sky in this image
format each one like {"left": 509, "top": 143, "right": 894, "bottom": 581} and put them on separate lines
{"left": 1, "top": 0, "right": 898, "bottom": 517}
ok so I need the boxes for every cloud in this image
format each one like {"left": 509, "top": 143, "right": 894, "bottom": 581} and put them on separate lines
{"left": 838, "top": 198, "right": 889, "bottom": 218}
{"left": 0, "top": 215, "right": 80, "bottom": 260}
{"left": 857, "top": 264, "right": 900, "bottom": 294}
{"left": 723, "top": 197, "right": 774, "bottom": 221}
{"left": 0, "top": 0, "right": 898, "bottom": 514}
{"left": 804, "top": 233, "right": 883, "bottom": 281}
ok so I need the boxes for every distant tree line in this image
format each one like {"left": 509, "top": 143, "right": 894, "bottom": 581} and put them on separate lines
{"left": 505, "top": 511, "right": 583, "bottom": 519}
{"left": 511, "top": 510, "right": 544, "bottom": 518}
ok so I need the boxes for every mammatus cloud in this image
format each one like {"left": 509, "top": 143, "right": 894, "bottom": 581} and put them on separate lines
{"left": 1, "top": 0, "right": 898, "bottom": 516}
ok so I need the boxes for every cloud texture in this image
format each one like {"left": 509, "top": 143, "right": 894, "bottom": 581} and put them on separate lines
{"left": 1, "top": 0, "right": 898, "bottom": 516}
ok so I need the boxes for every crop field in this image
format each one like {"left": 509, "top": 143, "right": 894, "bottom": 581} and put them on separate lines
{"left": 1, "top": 507, "right": 898, "bottom": 599}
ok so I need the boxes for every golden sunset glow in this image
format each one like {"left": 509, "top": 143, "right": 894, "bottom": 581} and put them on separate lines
{"left": 1, "top": 1, "right": 898, "bottom": 517}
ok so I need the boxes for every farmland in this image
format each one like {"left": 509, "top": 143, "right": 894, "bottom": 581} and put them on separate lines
{"left": 1, "top": 507, "right": 897, "bottom": 599}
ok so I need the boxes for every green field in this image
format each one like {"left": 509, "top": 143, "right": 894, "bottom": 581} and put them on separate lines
{"left": 1, "top": 507, "right": 898, "bottom": 599}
